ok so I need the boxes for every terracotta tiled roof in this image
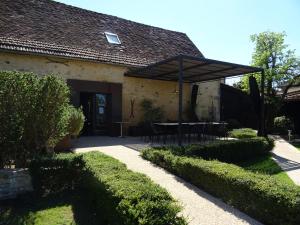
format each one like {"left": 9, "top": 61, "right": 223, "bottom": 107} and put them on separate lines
{"left": 0, "top": 0, "right": 203, "bottom": 67}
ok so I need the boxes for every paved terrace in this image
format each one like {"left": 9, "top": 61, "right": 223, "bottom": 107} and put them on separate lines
{"left": 73, "top": 136, "right": 260, "bottom": 225}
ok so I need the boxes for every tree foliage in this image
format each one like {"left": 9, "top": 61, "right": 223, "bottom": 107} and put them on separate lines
{"left": 241, "top": 31, "right": 300, "bottom": 95}
{"left": 0, "top": 71, "right": 73, "bottom": 168}
{"left": 237, "top": 31, "right": 300, "bottom": 132}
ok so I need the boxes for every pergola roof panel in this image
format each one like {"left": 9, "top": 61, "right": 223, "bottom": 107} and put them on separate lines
{"left": 125, "top": 55, "right": 262, "bottom": 82}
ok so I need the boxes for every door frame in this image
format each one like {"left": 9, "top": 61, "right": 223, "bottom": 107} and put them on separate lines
{"left": 67, "top": 79, "right": 122, "bottom": 136}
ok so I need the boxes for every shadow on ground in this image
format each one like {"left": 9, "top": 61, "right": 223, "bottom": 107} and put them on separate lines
{"left": 73, "top": 136, "right": 150, "bottom": 152}
{"left": 272, "top": 154, "right": 300, "bottom": 172}
{"left": 73, "top": 135, "right": 226, "bottom": 153}
{"left": 172, "top": 174, "right": 261, "bottom": 224}
{"left": 0, "top": 191, "right": 101, "bottom": 225}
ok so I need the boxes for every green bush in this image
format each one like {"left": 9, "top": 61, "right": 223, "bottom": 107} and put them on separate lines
{"left": 165, "top": 137, "right": 273, "bottom": 163}
{"left": 29, "top": 153, "right": 85, "bottom": 195}
{"left": 141, "top": 149, "right": 300, "bottom": 225}
{"left": 228, "top": 128, "right": 257, "bottom": 139}
{"left": 81, "top": 152, "right": 186, "bottom": 225}
{"left": 29, "top": 152, "right": 186, "bottom": 225}
{"left": 140, "top": 99, "right": 164, "bottom": 123}
{"left": 274, "top": 116, "right": 294, "bottom": 134}
{"left": 67, "top": 106, "right": 85, "bottom": 137}
{"left": 0, "top": 71, "right": 71, "bottom": 168}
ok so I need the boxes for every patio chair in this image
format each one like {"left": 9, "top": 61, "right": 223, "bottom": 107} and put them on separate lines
{"left": 182, "top": 123, "right": 192, "bottom": 143}
{"left": 150, "top": 123, "right": 167, "bottom": 144}
{"left": 139, "top": 123, "right": 153, "bottom": 142}
{"left": 204, "top": 122, "right": 216, "bottom": 142}
{"left": 215, "top": 122, "right": 228, "bottom": 139}
{"left": 192, "top": 123, "right": 205, "bottom": 142}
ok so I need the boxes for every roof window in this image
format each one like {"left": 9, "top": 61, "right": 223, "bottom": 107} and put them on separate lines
{"left": 105, "top": 32, "right": 121, "bottom": 44}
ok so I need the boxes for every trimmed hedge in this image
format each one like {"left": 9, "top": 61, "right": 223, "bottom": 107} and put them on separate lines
{"left": 29, "top": 152, "right": 186, "bottom": 225}
{"left": 165, "top": 137, "right": 274, "bottom": 163}
{"left": 141, "top": 149, "right": 300, "bottom": 225}
{"left": 30, "top": 154, "right": 85, "bottom": 195}
{"left": 228, "top": 128, "right": 257, "bottom": 139}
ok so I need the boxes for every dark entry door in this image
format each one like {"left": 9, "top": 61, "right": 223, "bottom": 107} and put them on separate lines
{"left": 94, "top": 93, "right": 110, "bottom": 135}
{"left": 80, "top": 92, "right": 111, "bottom": 135}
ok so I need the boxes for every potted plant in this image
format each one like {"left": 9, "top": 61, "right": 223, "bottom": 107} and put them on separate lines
{"left": 55, "top": 106, "right": 85, "bottom": 152}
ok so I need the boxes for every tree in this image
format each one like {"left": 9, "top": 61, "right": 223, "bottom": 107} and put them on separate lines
{"left": 240, "top": 31, "right": 300, "bottom": 131}
{"left": 241, "top": 31, "right": 300, "bottom": 95}
{"left": 232, "top": 80, "right": 243, "bottom": 90}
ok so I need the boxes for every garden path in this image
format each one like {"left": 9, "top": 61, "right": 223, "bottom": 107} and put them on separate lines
{"left": 73, "top": 136, "right": 261, "bottom": 225}
{"left": 271, "top": 135, "right": 300, "bottom": 185}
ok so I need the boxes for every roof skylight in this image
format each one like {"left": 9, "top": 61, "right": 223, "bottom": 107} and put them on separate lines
{"left": 105, "top": 32, "right": 121, "bottom": 44}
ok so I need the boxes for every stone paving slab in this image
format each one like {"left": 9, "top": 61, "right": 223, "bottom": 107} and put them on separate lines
{"left": 271, "top": 135, "right": 300, "bottom": 185}
{"left": 74, "top": 137, "right": 261, "bottom": 225}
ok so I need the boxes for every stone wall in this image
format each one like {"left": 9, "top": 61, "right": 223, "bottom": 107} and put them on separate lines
{"left": 0, "top": 169, "right": 33, "bottom": 200}
{"left": 0, "top": 52, "right": 192, "bottom": 125}
{"left": 0, "top": 52, "right": 221, "bottom": 125}
{"left": 123, "top": 77, "right": 191, "bottom": 124}
{"left": 0, "top": 52, "right": 126, "bottom": 83}
{"left": 195, "top": 81, "right": 221, "bottom": 121}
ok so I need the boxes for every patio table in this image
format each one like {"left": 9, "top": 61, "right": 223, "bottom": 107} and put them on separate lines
{"left": 154, "top": 122, "right": 227, "bottom": 142}
{"left": 154, "top": 122, "right": 226, "bottom": 126}
{"left": 114, "top": 121, "right": 130, "bottom": 138}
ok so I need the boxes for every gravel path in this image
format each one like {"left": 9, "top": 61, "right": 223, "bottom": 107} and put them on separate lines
{"left": 271, "top": 135, "right": 300, "bottom": 185}
{"left": 74, "top": 143, "right": 261, "bottom": 225}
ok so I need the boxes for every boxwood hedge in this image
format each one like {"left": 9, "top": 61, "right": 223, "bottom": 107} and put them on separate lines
{"left": 141, "top": 149, "right": 300, "bottom": 225}
{"left": 81, "top": 152, "right": 186, "bottom": 225}
{"left": 30, "top": 152, "right": 186, "bottom": 225}
{"left": 30, "top": 153, "right": 85, "bottom": 195}
{"left": 228, "top": 128, "right": 257, "bottom": 139}
{"left": 164, "top": 137, "right": 274, "bottom": 163}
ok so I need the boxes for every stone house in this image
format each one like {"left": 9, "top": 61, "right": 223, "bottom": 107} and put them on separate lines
{"left": 0, "top": 0, "right": 222, "bottom": 135}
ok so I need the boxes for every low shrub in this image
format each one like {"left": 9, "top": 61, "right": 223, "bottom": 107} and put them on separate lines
{"left": 228, "top": 128, "right": 257, "bottom": 139}
{"left": 140, "top": 99, "right": 164, "bottom": 123}
{"left": 81, "top": 152, "right": 186, "bottom": 225}
{"left": 274, "top": 116, "right": 294, "bottom": 134}
{"left": 166, "top": 137, "right": 273, "bottom": 163}
{"left": 141, "top": 149, "right": 300, "bottom": 225}
{"left": 29, "top": 152, "right": 186, "bottom": 225}
{"left": 67, "top": 106, "right": 85, "bottom": 137}
{"left": 29, "top": 154, "right": 85, "bottom": 195}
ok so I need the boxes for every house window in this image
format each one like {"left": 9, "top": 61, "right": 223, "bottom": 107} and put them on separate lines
{"left": 105, "top": 32, "right": 121, "bottom": 44}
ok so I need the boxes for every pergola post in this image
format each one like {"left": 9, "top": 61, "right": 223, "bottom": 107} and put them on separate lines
{"left": 259, "top": 70, "right": 265, "bottom": 136}
{"left": 178, "top": 56, "right": 183, "bottom": 146}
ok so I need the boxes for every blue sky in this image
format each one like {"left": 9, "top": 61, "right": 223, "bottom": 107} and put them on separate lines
{"left": 57, "top": 0, "right": 300, "bottom": 83}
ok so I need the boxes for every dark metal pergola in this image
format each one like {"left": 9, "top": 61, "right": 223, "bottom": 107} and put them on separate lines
{"left": 125, "top": 54, "right": 265, "bottom": 145}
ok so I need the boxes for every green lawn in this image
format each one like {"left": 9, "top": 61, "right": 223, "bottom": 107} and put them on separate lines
{"left": 0, "top": 191, "right": 99, "bottom": 225}
{"left": 238, "top": 155, "right": 295, "bottom": 186}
